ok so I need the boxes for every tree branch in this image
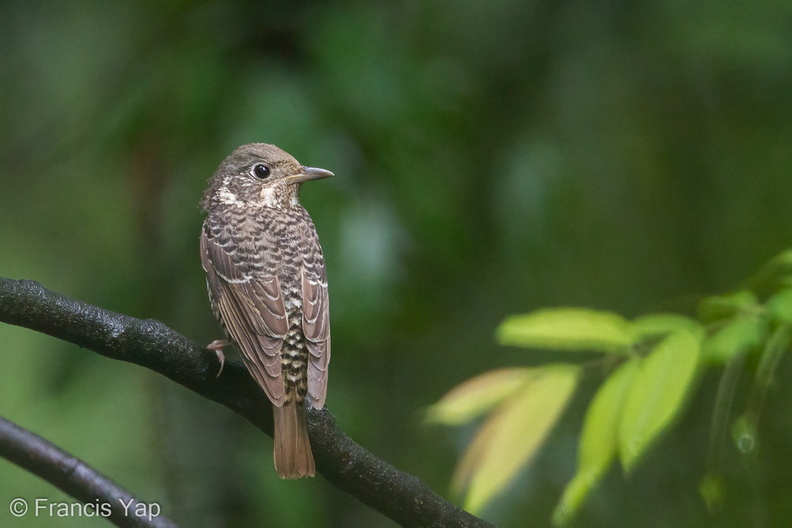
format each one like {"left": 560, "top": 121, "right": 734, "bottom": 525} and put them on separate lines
{"left": 0, "top": 416, "right": 178, "bottom": 528}
{"left": 0, "top": 278, "right": 493, "bottom": 528}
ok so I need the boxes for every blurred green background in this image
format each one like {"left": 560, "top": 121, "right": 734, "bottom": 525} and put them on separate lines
{"left": 1, "top": 1, "right": 791, "bottom": 527}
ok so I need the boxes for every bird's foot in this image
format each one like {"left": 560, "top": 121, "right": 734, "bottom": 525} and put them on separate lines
{"left": 207, "top": 339, "right": 230, "bottom": 378}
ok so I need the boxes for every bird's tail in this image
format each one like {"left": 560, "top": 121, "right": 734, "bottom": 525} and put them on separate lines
{"left": 273, "top": 403, "right": 315, "bottom": 478}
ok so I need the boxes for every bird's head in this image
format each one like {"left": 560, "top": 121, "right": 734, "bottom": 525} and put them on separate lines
{"left": 201, "top": 143, "right": 333, "bottom": 211}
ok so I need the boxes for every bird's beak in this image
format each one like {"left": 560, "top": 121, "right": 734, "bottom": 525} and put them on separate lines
{"left": 288, "top": 166, "right": 334, "bottom": 184}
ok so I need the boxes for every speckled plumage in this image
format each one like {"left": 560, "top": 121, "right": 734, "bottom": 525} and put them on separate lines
{"left": 200, "top": 143, "right": 331, "bottom": 478}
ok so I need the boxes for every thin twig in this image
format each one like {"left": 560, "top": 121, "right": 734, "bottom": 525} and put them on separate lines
{"left": 0, "top": 416, "right": 178, "bottom": 528}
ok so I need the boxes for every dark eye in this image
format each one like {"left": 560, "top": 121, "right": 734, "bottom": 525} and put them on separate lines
{"left": 251, "top": 164, "right": 271, "bottom": 179}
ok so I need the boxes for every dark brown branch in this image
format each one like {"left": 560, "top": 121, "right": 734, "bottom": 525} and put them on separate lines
{"left": 0, "top": 278, "right": 494, "bottom": 528}
{"left": 0, "top": 416, "right": 178, "bottom": 528}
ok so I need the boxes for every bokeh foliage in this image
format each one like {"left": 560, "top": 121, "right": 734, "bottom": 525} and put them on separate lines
{"left": 430, "top": 270, "right": 792, "bottom": 524}
{"left": 1, "top": 0, "right": 792, "bottom": 527}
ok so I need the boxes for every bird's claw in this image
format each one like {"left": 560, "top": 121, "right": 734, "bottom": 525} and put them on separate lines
{"left": 207, "top": 339, "right": 229, "bottom": 378}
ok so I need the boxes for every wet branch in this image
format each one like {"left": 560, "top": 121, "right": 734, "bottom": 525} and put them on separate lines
{"left": 0, "top": 277, "right": 493, "bottom": 528}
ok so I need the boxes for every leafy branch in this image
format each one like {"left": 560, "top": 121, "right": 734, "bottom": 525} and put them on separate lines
{"left": 0, "top": 277, "right": 493, "bottom": 528}
{"left": 428, "top": 250, "right": 792, "bottom": 524}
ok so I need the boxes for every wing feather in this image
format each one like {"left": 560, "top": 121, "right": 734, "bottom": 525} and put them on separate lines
{"left": 201, "top": 225, "right": 288, "bottom": 405}
{"left": 301, "top": 267, "right": 330, "bottom": 408}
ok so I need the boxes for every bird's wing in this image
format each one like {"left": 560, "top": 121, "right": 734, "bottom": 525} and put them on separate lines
{"left": 301, "top": 257, "right": 330, "bottom": 409}
{"left": 201, "top": 224, "right": 288, "bottom": 406}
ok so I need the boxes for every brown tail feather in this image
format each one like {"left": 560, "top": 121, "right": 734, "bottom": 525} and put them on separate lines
{"left": 273, "top": 403, "right": 315, "bottom": 478}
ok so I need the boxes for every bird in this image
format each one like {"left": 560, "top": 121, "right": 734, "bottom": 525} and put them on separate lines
{"left": 199, "top": 143, "right": 332, "bottom": 478}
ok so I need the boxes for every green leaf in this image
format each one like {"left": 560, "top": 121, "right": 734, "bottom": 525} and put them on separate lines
{"left": 733, "top": 324, "right": 792, "bottom": 452}
{"left": 699, "top": 473, "right": 725, "bottom": 512}
{"left": 748, "top": 249, "right": 792, "bottom": 297}
{"left": 553, "top": 358, "right": 640, "bottom": 526}
{"left": 425, "top": 368, "right": 533, "bottom": 425}
{"left": 766, "top": 288, "right": 792, "bottom": 324}
{"left": 497, "top": 308, "right": 633, "bottom": 353}
{"left": 731, "top": 414, "right": 758, "bottom": 455}
{"left": 697, "top": 290, "right": 758, "bottom": 324}
{"left": 454, "top": 364, "right": 581, "bottom": 514}
{"left": 701, "top": 315, "right": 769, "bottom": 364}
{"left": 618, "top": 331, "right": 701, "bottom": 472}
{"left": 631, "top": 313, "right": 704, "bottom": 341}
{"left": 755, "top": 324, "right": 791, "bottom": 390}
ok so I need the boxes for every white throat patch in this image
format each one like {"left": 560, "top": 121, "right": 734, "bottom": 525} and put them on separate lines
{"left": 261, "top": 187, "right": 278, "bottom": 207}
{"left": 218, "top": 186, "right": 242, "bottom": 206}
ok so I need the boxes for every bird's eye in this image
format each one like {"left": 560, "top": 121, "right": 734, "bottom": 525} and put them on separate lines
{"left": 251, "top": 164, "right": 271, "bottom": 179}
